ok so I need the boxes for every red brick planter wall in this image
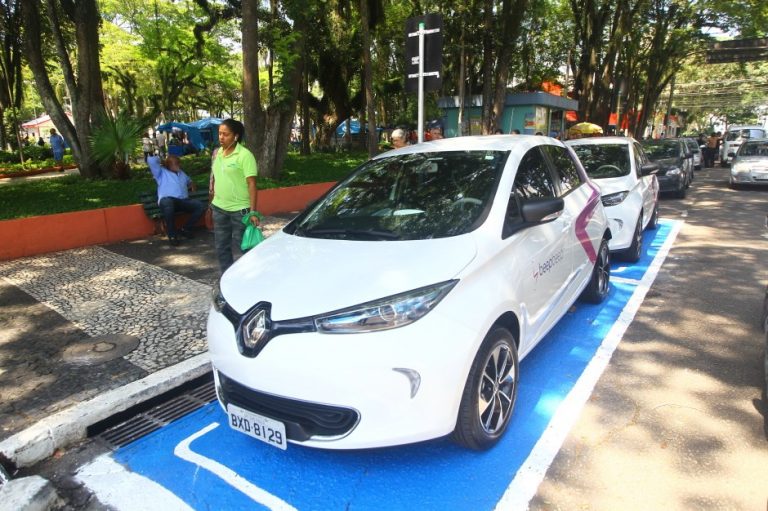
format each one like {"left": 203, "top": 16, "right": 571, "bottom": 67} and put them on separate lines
{"left": 0, "top": 182, "right": 335, "bottom": 260}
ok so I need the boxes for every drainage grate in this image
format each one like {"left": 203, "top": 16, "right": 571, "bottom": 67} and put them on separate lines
{"left": 98, "top": 378, "right": 217, "bottom": 449}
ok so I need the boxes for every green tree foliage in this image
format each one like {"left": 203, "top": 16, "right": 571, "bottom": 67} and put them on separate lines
{"left": 100, "top": 0, "right": 238, "bottom": 123}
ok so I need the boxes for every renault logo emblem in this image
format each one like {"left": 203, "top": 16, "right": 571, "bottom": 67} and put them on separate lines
{"left": 243, "top": 309, "right": 268, "bottom": 349}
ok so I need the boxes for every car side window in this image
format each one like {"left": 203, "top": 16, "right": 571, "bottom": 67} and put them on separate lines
{"left": 506, "top": 148, "right": 556, "bottom": 225}
{"left": 633, "top": 142, "right": 645, "bottom": 178}
{"left": 542, "top": 145, "right": 582, "bottom": 195}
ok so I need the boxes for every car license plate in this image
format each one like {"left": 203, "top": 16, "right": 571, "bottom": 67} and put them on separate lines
{"left": 754, "top": 172, "right": 768, "bottom": 180}
{"left": 227, "top": 404, "right": 287, "bottom": 450}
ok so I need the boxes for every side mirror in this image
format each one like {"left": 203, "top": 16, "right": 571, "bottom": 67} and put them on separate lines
{"left": 502, "top": 196, "right": 564, "bottom": 238}
{"left": 521, "top": 197, "right": 564, "bottom": 223}
{"left": 640, "top": 162, "right": 659, "bottom": 176}
{"left": 728, "top": 152, "right": 736, "bottom": 158}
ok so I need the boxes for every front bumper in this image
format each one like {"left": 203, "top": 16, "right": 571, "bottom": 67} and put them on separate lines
{"left": 657, "top": 174, "right": 683, "bottom": 193}
{"left": 731, "top": 171, "right": 768, "bottom": 185}
{"left": 207, "top": 305, "right": 480, "bottom": 449}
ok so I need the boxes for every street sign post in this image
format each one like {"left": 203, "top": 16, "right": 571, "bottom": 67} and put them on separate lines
{"left": 405, "top": 14, "right": 443, "bottom": 143}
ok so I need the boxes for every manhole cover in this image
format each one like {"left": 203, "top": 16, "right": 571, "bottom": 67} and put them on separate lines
{"left": 62, "top": 334, "right": 140, "bottom": 365}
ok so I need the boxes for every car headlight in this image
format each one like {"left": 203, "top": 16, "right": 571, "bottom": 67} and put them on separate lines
{"left": 315, "top": 280, "right": 458, "bottom": 334}
{"left": 212, "top": 279, "right": 226, "bottom": 312}
{"left": 666, "top": 167, "right": 681, "bottom": 176}
{"left": 601, "top": 191, "right": 629, "bottom": 207}
{"left": 731, "top": 163, "right": 749, "bottom": 174}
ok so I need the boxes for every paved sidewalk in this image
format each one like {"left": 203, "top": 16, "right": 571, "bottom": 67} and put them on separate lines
{"left": 0, "top": 215, "right": 291, "bottom": 468}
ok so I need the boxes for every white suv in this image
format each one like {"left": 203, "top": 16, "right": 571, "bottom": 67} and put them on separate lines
{"left": 567, "top": 136, "right": 659, "bottom": 262}
{"left": 721, "top": 125, "right": 767, "bottom": 166}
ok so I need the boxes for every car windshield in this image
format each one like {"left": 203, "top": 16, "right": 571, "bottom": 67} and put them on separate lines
{"left": 286, "top": 150, "right": 509, "bottom": 241}
{"left": 571, "top": 143, "right": 631, "bottom": 178}
{"left": 641, "top": 140, "right": 679, "bottom": 160}
{"left": 738, "top": 140, "right": 768, "bottom": 157}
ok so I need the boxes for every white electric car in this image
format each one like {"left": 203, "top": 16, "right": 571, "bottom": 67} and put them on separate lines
{"left": 568, "top": 137, "right": 659, "bottom": 262}
{"left": 208, "top": 136, "right": 611, "bottom": 451}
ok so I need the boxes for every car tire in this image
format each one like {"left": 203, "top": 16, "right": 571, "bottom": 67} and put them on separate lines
{"left": 621, "top": 216, "right": 643, "bottom": 262}
{"left": 676, "top": 183, "right": 686, "bottom": 199}
{"left": 647, "top": 204, "right": 659, "bottom": 230}
{"left": 581, "top": 238, "right": 610, "bottom": 303}
{"left": 453, "top": 327, "right": 519, "bottom": 450}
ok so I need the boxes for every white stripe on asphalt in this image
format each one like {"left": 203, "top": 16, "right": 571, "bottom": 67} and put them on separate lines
{"left": 77, "top": 454, "right": 193, "bottom": 511}
{"left": 610, "top": 276, "right": 642, "bottom": 286}
{"left": 495, "top": 220, "right": 683, "bottom": 511}
{"left": 174, "top": 422, "right": 297, "bottom": 511}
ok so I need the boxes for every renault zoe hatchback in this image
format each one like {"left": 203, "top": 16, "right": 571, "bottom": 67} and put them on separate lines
{"left": 567, "top": 137, "right": 659, "bottom": 262}
{"left": 208, "top": 135, "right": 612, "bottom": 451}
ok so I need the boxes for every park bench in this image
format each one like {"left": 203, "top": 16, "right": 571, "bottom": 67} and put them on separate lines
{"left": 139, "top": 190, "right": 210, "bottom": 235}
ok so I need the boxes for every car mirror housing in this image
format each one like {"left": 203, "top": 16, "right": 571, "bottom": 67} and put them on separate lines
{"left": 502, "top": 197, "right": 564, "bottom": 238}
{"left": 521, "top": 197, "right": 564, "bottom": 223}
{"left": 640, "top": 162, "right": 659, "bottom": 176}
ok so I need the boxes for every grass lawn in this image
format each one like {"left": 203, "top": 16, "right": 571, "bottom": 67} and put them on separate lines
{"left": 0, "top": 151, "right": 368, "bottom": 221}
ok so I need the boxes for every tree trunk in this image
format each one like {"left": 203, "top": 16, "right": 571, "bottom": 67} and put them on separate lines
{"left": 360, "top": 0, "right": 377, "bottom": 158}
{"left": 480, "top": 0, "right": 494, "bottom": 135}
{"left": 301, "top": 48, "right": 311, "bottom": 155}
{"left": 242, "top": 0, "right": 263, "bottom": 163}
{"left": 457, "top": 21, "right": 467, "bottom": 136}
{"left": 492, "top": 0, "right": 528, "bottom": 133}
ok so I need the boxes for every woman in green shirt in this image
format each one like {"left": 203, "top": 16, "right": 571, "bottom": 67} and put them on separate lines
{"left": 209, "top": 119, "right": 259, "bottom": 272}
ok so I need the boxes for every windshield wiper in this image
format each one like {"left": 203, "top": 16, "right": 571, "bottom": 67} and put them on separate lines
{"left": 296, "top": 227, "right": 401, "bottom": 240}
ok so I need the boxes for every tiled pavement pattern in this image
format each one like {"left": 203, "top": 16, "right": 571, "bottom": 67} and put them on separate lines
{"left": 0, "top": 247, "right": 211, "bottom": 373}
{"left": 0, "top": 215, "right": 291, "bottom": 439}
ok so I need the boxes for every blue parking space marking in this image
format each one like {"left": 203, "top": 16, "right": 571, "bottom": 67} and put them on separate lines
{"left": 95, "top": 220, "right": 680, "bottom": 511}
{"left": 610, "top": 220, "right": 674, "bottom": 282}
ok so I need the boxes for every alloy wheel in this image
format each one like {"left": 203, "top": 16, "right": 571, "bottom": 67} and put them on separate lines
{"left": 477, "top": 344, "right": 517, "bottom": 434}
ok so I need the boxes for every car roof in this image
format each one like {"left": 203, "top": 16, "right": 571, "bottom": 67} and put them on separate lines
{"left": 373, "top": 135, "right": 563, "bottom": 159}
{"left": 565, "top": 136, "right": 636, "bottom": 146}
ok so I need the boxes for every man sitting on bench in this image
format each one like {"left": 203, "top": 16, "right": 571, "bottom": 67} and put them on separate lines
{"left": 148, "top": 155, "right": 206, "bottom": 246}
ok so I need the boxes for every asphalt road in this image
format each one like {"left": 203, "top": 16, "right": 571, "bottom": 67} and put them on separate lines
{"left": 14, "top": 166, "right": 768, "bottom": 510}
{"left": 532, "top": 167, "right": 768, "bottom": 510}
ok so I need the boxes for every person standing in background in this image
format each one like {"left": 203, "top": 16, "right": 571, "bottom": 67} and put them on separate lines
{"left": 49, "top": 128, "right": 65, "bottom": 171}
{"left": 142, "top": 133, "right": 154, "bottom": 162}
{"left": 209, "top": 118, "right": 259, "bottom": 273}
{"left": 391, "top": 128, "right": 408, "bottom": 149}
{"left": 155, "top": 130, "right": 167, "bottom": 159}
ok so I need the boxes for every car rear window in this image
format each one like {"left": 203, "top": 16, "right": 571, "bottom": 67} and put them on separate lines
{"left": 571, "top": 143, "right": 631, "bottom": 178}
{"left": 641, "top": 140, "right": 680, "bottom": 160}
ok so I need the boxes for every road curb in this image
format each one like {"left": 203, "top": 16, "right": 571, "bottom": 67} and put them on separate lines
{"left": 0, "top": 353, "right": 211, "bottom": 469}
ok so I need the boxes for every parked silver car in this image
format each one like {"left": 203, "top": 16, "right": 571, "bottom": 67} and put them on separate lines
{"left": 729, "top": 138, "right": 768, "bottom": 188}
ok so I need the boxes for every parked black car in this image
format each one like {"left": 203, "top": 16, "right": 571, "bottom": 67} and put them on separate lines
{"left": 640, "top": 138, "right": 693, "bottom": 198}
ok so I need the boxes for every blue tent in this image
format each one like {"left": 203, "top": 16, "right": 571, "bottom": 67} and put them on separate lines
{"left": 156, "top": 118, "right": 223, "bottom": 151}
{"left": 336, "top": 119, "right": 361, "bottom": 137}
{"left": 335, "top": 118, "right": 384, "bottom": 137}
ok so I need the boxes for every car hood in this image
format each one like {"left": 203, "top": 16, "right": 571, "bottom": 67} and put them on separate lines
{"left": 735, "top": 156, "right": 768, "bottom": 165}
{"left": 592, "top": 176, "right": 632, "bottom": 195}
{"left": 219, "top": 231, "right": 478, "bottom": 320}
{"left": 648, "top": 157, "right": 680, "bottom": 173}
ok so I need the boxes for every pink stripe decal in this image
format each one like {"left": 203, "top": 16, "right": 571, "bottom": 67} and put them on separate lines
{"left": 575, "top": 186, "right": 600, "bottom": 263}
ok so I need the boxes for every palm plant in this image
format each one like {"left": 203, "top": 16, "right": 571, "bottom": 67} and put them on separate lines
{"left": 89, "top": 112, "right": 144, "bottom": 179}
